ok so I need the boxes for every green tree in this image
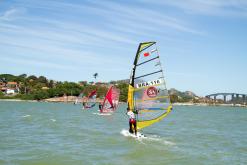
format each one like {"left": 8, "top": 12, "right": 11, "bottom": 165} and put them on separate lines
{"left": 170, "top": 94, "right": 178, "bottom": 103}
{"left": 27, "top": 75, "right": 38, "bottom": 81}
{"left": 96, "top": 86, "right": 108, "bottom": 98}
{"left": 38, "top": 76, "right": 48, "bottom": 84}
{"left": 0, "top": 74, "right": 16, "bottom": 82}
{"left": 0, "top": 91, "right": 4, "bottom": 98}
{"left": 48, "top": 80, "right": 54, "bottom": 88}
{"left": 116, "top": 83, "right": 128, "bottom": 102}
{"left": 32, "top": 90, "right": 49, "bottom": 100}
{"left": 18, "top": 74, "right": 27, "bottom": 79}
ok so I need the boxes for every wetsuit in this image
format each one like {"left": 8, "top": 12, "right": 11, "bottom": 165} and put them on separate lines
{"left": 127, "top": 110, "right": 137, "bottom": 135}
{"left": 99, "top": 103, "right": 102, "bottom": 110}
{"left": 99, "top": 103, "right": 103, "bottom": 111}
{"left": 82, "top": 102, "right": 86, "bottom": 109}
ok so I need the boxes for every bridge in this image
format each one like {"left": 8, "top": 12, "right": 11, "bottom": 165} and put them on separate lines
{"left": 205, "top": 93, "right": 247, "bottom": 104}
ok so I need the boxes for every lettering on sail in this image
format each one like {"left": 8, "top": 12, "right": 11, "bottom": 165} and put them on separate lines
{"left": 136, "top": 79, "right": 162, "bottom": 88}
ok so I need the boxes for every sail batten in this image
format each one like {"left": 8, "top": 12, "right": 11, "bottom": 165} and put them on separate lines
{"left": 135, "top": 96, "right": 169, "bottom": 102}
{"left": 134, "top": 70, "right": 163, "bottom": 79}
{"left": 127, "top": 42, "right": 172, "bottom": 130}
{"left": 136, "top": 56, "right": 159, "bottom": 66}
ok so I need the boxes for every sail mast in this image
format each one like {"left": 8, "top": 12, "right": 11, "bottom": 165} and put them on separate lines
{"left": 128, "top": 42, "right": 156, "bottom": 111}
{"left": 127, "top": 42, "right": 172, "bottom": 130}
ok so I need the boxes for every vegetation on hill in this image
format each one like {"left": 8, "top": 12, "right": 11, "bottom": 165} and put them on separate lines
{"left": 0, "top": 74, "right": 197, "bottom": 103}
{"left": 169, "top": 88, "right": 196, "bottom": 103}
{"left": 0, "top": 74, "right": 114, "bottom": 101}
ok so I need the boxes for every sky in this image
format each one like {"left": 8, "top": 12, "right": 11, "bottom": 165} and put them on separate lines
{"left": 0, "top": 0, "right": 246, "bottom": 96}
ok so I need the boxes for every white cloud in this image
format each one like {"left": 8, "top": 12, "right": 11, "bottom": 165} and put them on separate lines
{"left": 0, "top": 8, "right": 25, "bottom": 21}
{"left": 1, "top": 56, "right": 74, "bottom": 70}
{"left": 0, "top": 9, "right": 17, "bottom": 20}
{"left": 144, "top": 0, "right": 247, "bottom": 17}
{"left": 13, "top": 0, "right": 204, "bottom": 35}
{"left": 0, "top": 0, "right": 206, "bottom": 81}
{"left": 86, "top": 0, "right": 204, "bottom": 35}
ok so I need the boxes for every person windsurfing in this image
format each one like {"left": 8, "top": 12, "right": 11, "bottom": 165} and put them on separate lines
{"left": 82, "top": 102, "right": 86, "bottom": 109}
{"left": 99, "top": 102, "right": 103, "bottom": 112}
{"left": 126, "top": 106, "right": 138, "bottom": 136}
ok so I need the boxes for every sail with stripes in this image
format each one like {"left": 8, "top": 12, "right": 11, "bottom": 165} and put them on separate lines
{"left": 75, "top": 92, "right": 84, "bottom": 104}
{"left": 127, "top": 42, "right": 172, "bottom": 130}
{"left": 83, "top": 90, "right": 97, "bottom": 109}
{"left": 100, "top": 86, "right": 120, "bottom": 113}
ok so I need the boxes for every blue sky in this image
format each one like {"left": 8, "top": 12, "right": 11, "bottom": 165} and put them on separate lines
{"left": 0, "top": 0, "right": 246, "bottom": 96}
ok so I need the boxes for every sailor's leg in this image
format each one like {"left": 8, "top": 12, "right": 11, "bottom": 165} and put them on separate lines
{"left": 129, "top": 121, "right": 133, "bottom": 133}
{"left": 134, "top": 121, "right": 137, "bottom": 135}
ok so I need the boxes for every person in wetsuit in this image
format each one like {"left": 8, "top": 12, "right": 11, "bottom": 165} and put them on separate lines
{"left": 82, "top": 102, "right": 86, "bottom": 109}
{"left": 99, "top": 102, "right": 103, "bottom": 111}
{"left": 126, "top": 107, "right": 138, "bottom": 136}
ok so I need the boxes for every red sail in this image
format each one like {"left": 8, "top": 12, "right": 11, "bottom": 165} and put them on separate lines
{"left": 100, "top": 86, "right": 120, "bottom": 113}
{"left": 83, "top": 90, "right": 97, "bottom": 109}
{"left": 88, "top": 90, "right": 97, "bottom": 98}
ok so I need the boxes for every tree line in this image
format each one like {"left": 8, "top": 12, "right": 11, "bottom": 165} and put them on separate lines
{"left": 0, "top": 74, "right": 128, "bottom": 102}
{"left": 0, "top": 74, "right": 194, "bottom": 103}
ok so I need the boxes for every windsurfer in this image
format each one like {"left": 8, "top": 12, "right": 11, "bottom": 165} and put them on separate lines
{"left": 82, "top": 102, "right": 86, "bottom": 109}
{"left": 126, "top": 107, "right": 138, "bottom": 136}
{"left": 99, "top": 102, "right": 103, "bottom": 111}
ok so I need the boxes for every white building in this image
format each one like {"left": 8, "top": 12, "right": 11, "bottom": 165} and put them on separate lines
{"left": 6, "top": 89, "right": 15, "bottom": 94}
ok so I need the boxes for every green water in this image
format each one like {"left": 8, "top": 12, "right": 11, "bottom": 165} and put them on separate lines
{"left": 0, "top": 101, "right": 246, "bottom": 165}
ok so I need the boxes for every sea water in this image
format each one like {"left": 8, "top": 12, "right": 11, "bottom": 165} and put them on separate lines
{"left": 0, "top": 101, "right": 246, "bottom": 165}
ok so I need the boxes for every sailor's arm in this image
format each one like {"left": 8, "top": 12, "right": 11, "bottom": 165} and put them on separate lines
{"left": 133, "top": 109, "right": 138, "bottom": 114}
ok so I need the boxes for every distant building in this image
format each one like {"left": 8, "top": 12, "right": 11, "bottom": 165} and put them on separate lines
{"left": 6, "top": 89, "right": 15, "bottom": 94}
{"left": 4, "top": 82, "right": 20, "bottom": 94}
{"left": 0, "top": 81, "right": 6, "bottom": 93}
{"left": 0, "top": 82, "right": 6, "bottom": 87}
{"left": 7, "top": 82, "right": 18, "bottom": 88}
{"left": 1, "top": 87, "right": 7, "bottom": 93}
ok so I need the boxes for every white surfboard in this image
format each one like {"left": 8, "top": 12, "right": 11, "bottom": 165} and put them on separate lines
{"left": 120, "top": 129, "right": 146, "bottom": 139}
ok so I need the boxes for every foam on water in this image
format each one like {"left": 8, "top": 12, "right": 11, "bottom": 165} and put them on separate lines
{"left": 1, "top": 101, "right": 246, "bottom": 165}
{"left": 92, "top": 112, "right": 112, "bottom": 116}
{"left": 22, "top": 114, "right": 31, "bottom": 118}
{"left": 120, "top": 129, "right": 176, "bottom": 145}
{"left": 50, "top": 119, "right": 56, "bottom": 122}
{"left": 121, "top": 129, "right": 145, "bottom": 139}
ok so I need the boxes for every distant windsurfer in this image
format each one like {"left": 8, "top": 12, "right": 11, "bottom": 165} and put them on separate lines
{"left": 99, "top": 102, "right": 103, "bottom": 112}
{"left": 82, "top": 102, "right": 86, "bottom": 109}
{"left": 126, "top": 107, "right": 138, "bottom": 136}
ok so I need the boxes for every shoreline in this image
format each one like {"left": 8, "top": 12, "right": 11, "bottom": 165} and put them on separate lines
{"left": 0, "top": 98, "right": 246, "bottom": 107}
{"left": 0, "top": 99, "right": 37, "bottom": 102}
{"left": 172, "top": 102, "right": 247, "bottom": 107}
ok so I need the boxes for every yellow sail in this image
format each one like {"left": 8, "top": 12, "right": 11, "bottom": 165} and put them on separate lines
{"left": 127, "top": 42, "right": 172, "bottom": 130}
{"left": 137, "top": 105, "right": 172, "bottom": 129}
{"left": 127, "top": 85, "right": 135, "bottom": 111}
